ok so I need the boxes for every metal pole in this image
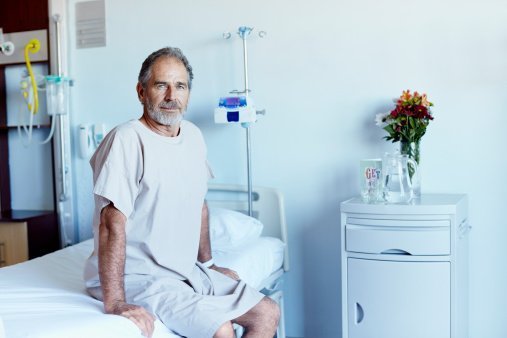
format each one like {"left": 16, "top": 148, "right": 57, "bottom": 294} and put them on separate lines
{"left": 241, "top": 32, "right": 249, "bottom": 97}
{"left": 54, "top": 15, "right": 67, "bottom": 202}
{"left": 54, "top": 15, "right": 62, "bottom": 76}
{"left": 239, "top": 26, "right": 253, "bottom": 216}
{"left": 246, "top": 126, "right": 253, "bottom": 216}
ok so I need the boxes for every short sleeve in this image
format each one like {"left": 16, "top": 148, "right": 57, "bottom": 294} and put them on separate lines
{"left": 91, "top": 128, "right": 142, "bottom": 218}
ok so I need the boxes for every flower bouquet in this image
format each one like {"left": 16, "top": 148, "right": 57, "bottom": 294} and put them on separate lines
{"left": 376, "top": 90, "right": 434, "bottom": 197}
{"left": 375, "top": 90, "right": 434, "bottom": 165}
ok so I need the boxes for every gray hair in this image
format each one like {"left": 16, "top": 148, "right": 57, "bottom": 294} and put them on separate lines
{"left": 138, "top": 47, "right": 194, "bottom": 90}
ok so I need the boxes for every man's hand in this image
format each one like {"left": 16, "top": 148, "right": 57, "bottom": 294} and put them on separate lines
{"left": 199, "top": 202, "right": 240, "bottom": 281}
{"left": 108, "top": 301, "right": 156, "bottom": 338}
{"left": 210, "top": 264, "right": 240, "bottom": 280}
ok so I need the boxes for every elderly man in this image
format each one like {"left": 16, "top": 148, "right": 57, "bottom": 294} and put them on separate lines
{"left": 84, "top": 47, "right": 280, "bottom": 338}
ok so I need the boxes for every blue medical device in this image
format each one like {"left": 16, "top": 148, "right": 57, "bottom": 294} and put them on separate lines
{"left": 214, "top": 96, "right": 257, "bottom": 123}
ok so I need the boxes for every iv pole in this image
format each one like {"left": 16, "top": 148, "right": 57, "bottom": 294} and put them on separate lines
{"left": 49, "top": 11, "right": 76, "bottom": 246}
{"left": 238, "top": 27, "right": 254, "bottom": 217}
{"left": 221, "top": 26, "right": 266, "bottom": 217}
{"left": 53, "top": 15, "right": 67, "bottom": 202}
{"left": 223, "top": 26, "right": 266, "bottom": 217}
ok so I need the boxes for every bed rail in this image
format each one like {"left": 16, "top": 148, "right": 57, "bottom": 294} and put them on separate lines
{"left": 207, "top": 184, "right": 289, "bottom": 272}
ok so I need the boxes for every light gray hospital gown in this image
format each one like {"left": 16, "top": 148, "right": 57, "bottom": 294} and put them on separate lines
{"left": 84, "top": 119, "right": 263, "bottom": 338}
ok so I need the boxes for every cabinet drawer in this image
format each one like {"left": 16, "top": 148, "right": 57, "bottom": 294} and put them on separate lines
{"left": 346, "top": 224, "right": 450, "bottom": 255}
{"left": 347, "top": 217, "right": 450, "bottom": 228}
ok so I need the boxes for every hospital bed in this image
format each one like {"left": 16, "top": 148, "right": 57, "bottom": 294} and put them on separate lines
{"left": 0, "top": 184, "right": 289, "bottom": 338}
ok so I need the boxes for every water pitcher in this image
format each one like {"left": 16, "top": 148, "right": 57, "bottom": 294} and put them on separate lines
{"left": 383, "top": 151, "right": 419, "bottom": 203}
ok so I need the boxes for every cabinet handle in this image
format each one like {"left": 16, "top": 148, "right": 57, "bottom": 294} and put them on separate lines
{"left": 458, "top": 220, "right": 471, "bottom": 239}
{"left": 355, "top": 302, "right": 364, "bottom": 324}
{"left": 380, "top": 248, "right": 411, "bottom": 255}
{"left": 0, "top": 242, "right": 5, "bottom": 266}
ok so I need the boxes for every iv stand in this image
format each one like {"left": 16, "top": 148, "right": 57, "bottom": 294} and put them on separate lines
{"left": 223, "top": 26, "right": 266, "bottom": 217}
{"left": 238, "top": 27, "right": 254, "bottom": 217}
{"left": 53, "top": 15, "right": 67, "bottom": 202}
{"left": 50, "top": 12, "right": 76, "bottom": 246}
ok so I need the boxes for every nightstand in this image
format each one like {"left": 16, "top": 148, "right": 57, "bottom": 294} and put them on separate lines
{"left": 340, "top": 195, "right": 470, "bottom": 338}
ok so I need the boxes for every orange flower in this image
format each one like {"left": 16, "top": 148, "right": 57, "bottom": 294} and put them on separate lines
{"left": 420, "top": 93, "right": 431, "bottom": 107}
{"left": 400, "top": 90, "right": 412, "bottom": 102}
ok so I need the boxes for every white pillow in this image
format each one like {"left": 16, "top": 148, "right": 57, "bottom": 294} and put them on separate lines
{"left": 213, "top": 237, "right": 285, "bottom": 288}
{"left": 209, "top": 207, "right": 264, "bottom": 250}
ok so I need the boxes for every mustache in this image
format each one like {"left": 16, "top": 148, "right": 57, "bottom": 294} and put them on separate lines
{"left": 158, "top": 102, "right": 181, "bottom": 109}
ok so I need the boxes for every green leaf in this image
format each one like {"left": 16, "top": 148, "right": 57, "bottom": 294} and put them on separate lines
{"left": 384, "top": 125, "right": 395, "bottom": 135}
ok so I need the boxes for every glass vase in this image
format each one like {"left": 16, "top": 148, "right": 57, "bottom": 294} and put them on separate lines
{"left": 400, "top": 140, "right": 421, "bottom": 198}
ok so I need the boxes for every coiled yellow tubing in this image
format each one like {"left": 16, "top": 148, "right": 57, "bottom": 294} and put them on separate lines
{"left": 24, "top": 39, "right": 41, "bottom": 114}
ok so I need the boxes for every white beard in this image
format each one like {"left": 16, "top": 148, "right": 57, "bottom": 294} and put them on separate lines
{"left": 146, "top": 100, "right": 184, "bottom": 126}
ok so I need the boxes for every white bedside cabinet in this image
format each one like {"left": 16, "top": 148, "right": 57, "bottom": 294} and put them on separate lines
{"left": 340, "top": 195, "right": 470, "bottom": 338}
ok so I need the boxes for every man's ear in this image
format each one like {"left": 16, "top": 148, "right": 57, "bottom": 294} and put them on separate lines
{"left": 136, "top": 82, "right": 145, "bottom": 103}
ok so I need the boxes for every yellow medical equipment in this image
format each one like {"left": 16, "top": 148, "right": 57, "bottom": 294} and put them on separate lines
{"left": 23, "top": 38, "right": 41, "bottom": 114}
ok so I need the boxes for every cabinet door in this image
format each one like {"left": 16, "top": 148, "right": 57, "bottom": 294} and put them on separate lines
{"left": 348, "top": 258, "right": 450, "bottom": 338}
{"left": 0, "top": 222, "right": 28, "bottom": 267}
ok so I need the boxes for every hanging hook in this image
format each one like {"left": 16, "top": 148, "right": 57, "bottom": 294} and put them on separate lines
{"left": 222, "top": 27, "right": 267, "bottom": 40}
{"left": 237, "top": 26, "right": 253, "bottom": 39}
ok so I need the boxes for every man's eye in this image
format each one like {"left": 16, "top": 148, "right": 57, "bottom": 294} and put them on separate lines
{"left": 156, "top": 84, "right": 167, "bottom": 90}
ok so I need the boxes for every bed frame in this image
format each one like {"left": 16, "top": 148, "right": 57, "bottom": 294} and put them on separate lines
{"left": 207, "top": 184, "right": 289, "bottom": 338}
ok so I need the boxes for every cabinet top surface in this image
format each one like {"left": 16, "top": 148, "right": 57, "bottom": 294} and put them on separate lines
{"left": 341, "top": 194, "right": 467, "bottom": 214}
{"left": 0, "top": 209, "right": 54, "bottom": 222}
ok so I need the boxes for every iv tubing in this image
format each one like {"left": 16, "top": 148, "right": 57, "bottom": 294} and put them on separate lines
{"left": 17, "top": 82, "right": 57, "bottom": 146}
{"left": 17, "top": 74, "right": 55, "bottom": 146}
{"left": 24, "top": 39, "right": 41, "bottom": 114}
{"left": 40, "top": 113, "right": 56, "bottom": 144}
{"left": 17, "top": 89, "right": 35, "bottom": 146}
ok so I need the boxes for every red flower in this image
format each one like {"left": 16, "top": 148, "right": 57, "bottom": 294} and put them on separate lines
{"left": 378, "top": 89, "right": 435, "bottom": 143}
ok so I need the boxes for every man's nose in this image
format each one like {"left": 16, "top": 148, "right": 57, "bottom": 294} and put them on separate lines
{"left": 164, "top": 86, "right": 176, "bottom": 101}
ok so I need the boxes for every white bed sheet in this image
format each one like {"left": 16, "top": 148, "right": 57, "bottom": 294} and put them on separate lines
{"left": 0, "top": 237, "right": 284, "bottom": 338}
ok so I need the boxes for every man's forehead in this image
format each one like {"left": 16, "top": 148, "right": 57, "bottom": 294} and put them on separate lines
{"left": 151, "top": 58, "right": 188, "bottom": 79}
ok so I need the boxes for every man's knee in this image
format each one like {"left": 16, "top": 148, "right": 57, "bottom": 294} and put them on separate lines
{"left": 263, "top": 297, "right": 281, "bottom": 328}
{"left": 213, "top": 321, "right": 235, "bottom": 338}
{"left": 243, "top": 297, "right": 280, "bottom": 333}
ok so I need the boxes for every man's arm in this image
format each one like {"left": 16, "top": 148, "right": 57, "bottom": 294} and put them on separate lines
{"left": 99, "top": 204, "right": 155, "bottom": 337}
{"left": 198, "top": 201, "right": 239, "bottom": 280}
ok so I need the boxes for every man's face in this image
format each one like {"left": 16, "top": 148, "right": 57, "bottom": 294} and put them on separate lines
{"left": 137, "top": 57, "right": 190, "bottom": 126}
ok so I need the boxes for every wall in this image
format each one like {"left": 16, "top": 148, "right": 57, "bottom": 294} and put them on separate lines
{"left": 63, "top": 0, "right": 507, "bottom": 337}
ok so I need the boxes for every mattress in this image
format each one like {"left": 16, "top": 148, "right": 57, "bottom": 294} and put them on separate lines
{"left": 0, "top": 237, "right": 284, "bottom": 338}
